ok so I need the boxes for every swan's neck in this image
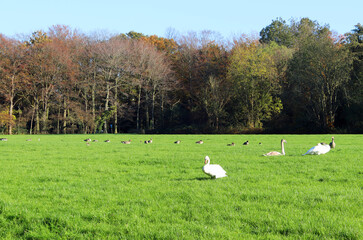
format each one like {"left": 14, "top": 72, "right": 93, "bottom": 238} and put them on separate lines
{"left": 281, "top": 141, "right": 285, "bottom": 155}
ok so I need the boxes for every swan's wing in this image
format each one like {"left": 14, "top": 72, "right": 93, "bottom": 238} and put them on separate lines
{"left": 320, "top": 145, "right": 331, "bottom": 154}
{"left": 264, "top": 151, "right": 282, "bottom": 156}
{"left": 202, "top": 165, "right": 215, "bottom": 177}
{"left": 211, "top": 165, "right": 227, "bottom": 178}
{"left": 303, "top": 145, "right": 319, "bottom": 155}
{"left": 213, "top": 164, "right": 226, "bottom": 174}
{"left": 303, "top": 144, "right": 330, "bottom": 155}
{"left": 207, "top": 164, "right": 226, "bottom": 176}
{"left": 203, "top": 163, "right": 227, "bottom": 178}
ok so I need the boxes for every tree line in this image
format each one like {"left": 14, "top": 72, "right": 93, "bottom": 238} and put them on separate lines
{"left": 0, "top": 18, "right": 362, "bottom": 135}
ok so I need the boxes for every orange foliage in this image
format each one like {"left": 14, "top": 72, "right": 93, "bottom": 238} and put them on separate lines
{"left": 140, "top": 35, "right": 178, "bottom": 56}
{"left": 0, "top": 111, "right": 15, "bottom": 128}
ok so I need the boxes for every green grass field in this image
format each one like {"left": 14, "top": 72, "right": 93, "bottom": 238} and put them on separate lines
{"left": 0, "top": 134, "right": 362, "bottom": 239}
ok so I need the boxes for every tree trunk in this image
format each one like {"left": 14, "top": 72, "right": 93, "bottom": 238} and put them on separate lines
{"left": 17, "top": 106, "right": 21, "bottom": 134}
{"left": 30, "top": 105, "right": 35, "bottom": 135}
{"left": 92, "top": 81, "right": 96, "bottom": 133}
{"left": 160, "top": 91, "right": 165, "bottom": 129}
{"left": 57, "top": 106, "right": 60, "bottom": 134}
{"left": 84, "top": 95, "right": 88, "bottom": 134}
{"left": 63, "top": 99, "right": 67, "bottom": 134}
{"left": 216, "top": 116, "right": 219, "bottom": 131}
{"left": 145, "top": 92, "right": 149, "bottom": 130}
{"left": 104, "top": 82, "right": 110, "bottom": 133}
{"left": 114, "top": 77, "right": 118, "bottom": 134}
{"left": 91, "top": 67, "right": 97, "bottom": 133}
{"left": 35, "top": 102, "right": 40, "bottom": 134}
{"left": 151, "top": 86, "right": 156, "bottom": 130}
{"left": 137, "top": 83, "right": 141, "bottom": 131}
{"left": 8, "top": 75, "right": 15, "bottom": 135}
{"left": 8, "top": 97, "right": 13, "bottom": 135}
{"left": 42, "top": 98, "right": 49, "bottom": 133}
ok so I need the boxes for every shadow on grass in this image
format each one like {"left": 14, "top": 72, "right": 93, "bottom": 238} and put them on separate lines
{"left": 174, "top": 177, "right": 212, "bottom": 181}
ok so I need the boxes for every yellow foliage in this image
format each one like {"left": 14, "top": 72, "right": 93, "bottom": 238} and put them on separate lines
{"left": 0, "top": 110, "right": 16, "bottom": 126}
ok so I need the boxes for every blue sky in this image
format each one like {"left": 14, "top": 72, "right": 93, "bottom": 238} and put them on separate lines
{"left": 0, "top": 0, "right": 361, "bottom": 39}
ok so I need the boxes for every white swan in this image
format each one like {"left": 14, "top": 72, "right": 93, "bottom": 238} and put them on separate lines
{"left": 263, "top": 139, "right": 287, "bottom": 156}
{"left": 303, "top": 143, "right": 330, "bottom": 155}
{"left": 202, "top": 156, "right": 227, "bottom": 179}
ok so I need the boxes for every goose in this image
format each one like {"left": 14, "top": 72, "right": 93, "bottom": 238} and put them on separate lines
{"left": 303, "top": 143, "right": 330, "bottom": 155}
{"left": 148, "top": 138, "right": 153, "bottom": 144}
{"left": 263, "top": 139, "right": 287, "bottom": 156}
{"left": 0, "top": 138, "right": 8, "bottom": 141}
{"left": 329, "top": 137, "right": 335, "bottom": 149}
{"left": 84, "top": 138, "right": 91, "bottom": 142}
{"left": 144, "top": 140, "right": 149, "bottom": 144}
{"left": 243, "top": 140, "right": 249, "bottom": 145}
{"left": 174, "top": 140, "right": 181, "bottom": 144}
{"left": 122, "top": 139, "right": 131, "bottom": 144}
{"left": 104, "top": 140, "right": 110, "bottom": 142}
{"left": 196, "top": 140, "right": 203, "bottom": 144}
{"left": 202, "top": 156, "right": 227, "bottom": 179}
{"left": 227, "top": 142, "right": 235, "bottom": 146}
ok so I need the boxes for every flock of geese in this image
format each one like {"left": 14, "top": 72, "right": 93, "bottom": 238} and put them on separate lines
{"left": 203, "top": 136, "right": 336, "bottom": 179}
{"left": 83, "top": 136, "right": 336, "bottom": 179}
{"left": 2, "top": 135, "right": 336, "bottom": 180}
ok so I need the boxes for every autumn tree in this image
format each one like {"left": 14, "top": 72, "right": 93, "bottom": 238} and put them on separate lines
{"left": 93, "top": 37, "right": 136, "bottom": 133}
{"left": 24, "top": 31, "right": 54, "bottom": 133}
{"left": 140, "top": 35, "right": 178, "bottom": 129}
{"left": 140, "top": 35, "right": 178, "bottom": 58}
{"left": 172, "top": 31, "right": 228, "bottom": 130}
{"left": 340, "top": 23, "right": 363, "bottom": 130}
{"left": 125, "top": 40, "right": 173, "bottom": 132}
{"left": 47, "top": 25, "right": 84, "bottom": 134}
{"left": 202, "top": 75, "right": 232, "bottom": 130}
{"left": 77, "top": 37, "right": 103, "bottom": 133}
{"left": 228, "top": 40, "right": 285, "bottom": 129}
{"left": 0, "top": 35, "right": 27, "bottom": 134}
{"left": 286, "top": 27, "right": 352, "bottom": 130}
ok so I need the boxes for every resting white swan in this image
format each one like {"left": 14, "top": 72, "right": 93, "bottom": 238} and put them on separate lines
{"left": 202, "top": 156, "right": 227, "bottom": 179}
{"left": 303, "top": 143, "right": 330, "bottom": 155}
{"left": 263, "top": 139, "right": 287, "bottom": 156}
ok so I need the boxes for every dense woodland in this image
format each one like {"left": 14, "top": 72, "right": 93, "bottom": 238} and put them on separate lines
{"left": 0, "top": 18, "right": 362, "bottom": 134}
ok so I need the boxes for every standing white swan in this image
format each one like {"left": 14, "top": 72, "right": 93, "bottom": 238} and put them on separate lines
{"left": 202, "top": 156, "right": 227, "bottom": 179}
{"left": 263, "top": 139, "right": 287, "bottom": 156}
{"left": 303, "top": 143, "right": 330, "bottom": 155}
